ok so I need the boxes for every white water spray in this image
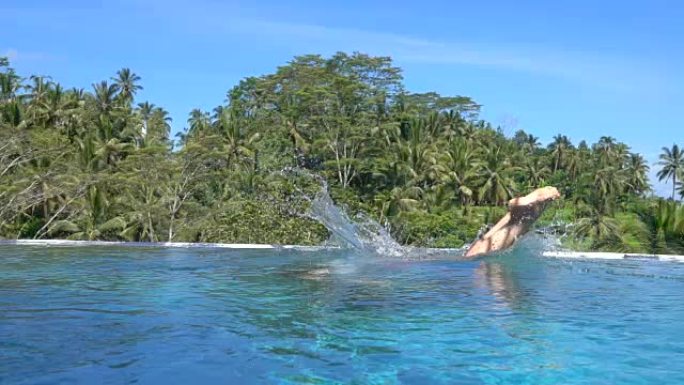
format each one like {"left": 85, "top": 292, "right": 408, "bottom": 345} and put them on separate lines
{"left": 281, "top": 167, "right": 405, "bottom": 256}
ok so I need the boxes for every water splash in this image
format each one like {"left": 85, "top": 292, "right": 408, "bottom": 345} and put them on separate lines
{"left": 307, "top": 188, "right": 405, "bottom": 257}
{"left": 281, "top": 167, "right": 405, "bottom": 257}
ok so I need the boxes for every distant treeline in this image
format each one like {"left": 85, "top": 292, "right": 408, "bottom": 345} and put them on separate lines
{"left": 1, "top": 53, "right": 683, "bottom": 252}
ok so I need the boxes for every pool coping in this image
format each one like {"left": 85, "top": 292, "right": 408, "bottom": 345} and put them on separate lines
{"left": 542, "top": 251, "right": 684, "bottom": 263}
{"left": 0, "top": 239, "right": 332, "bottom": 251}
{"left": 2, "top": 239, "right": 683, "bottom": 262}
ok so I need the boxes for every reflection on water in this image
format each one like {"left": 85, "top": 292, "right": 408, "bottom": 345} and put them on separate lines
{"left": 476, "top": 262, "right": 523, "bottom": 308}
{"left": 1, "top": 245, "right": 684, "bottom": 384}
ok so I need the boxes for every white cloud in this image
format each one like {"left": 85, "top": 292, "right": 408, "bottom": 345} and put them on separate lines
{"left": 4, "top": 48, "right": 19, "bottom": 60}
{"left": 2, "top": 48, "right": 59, "bottom": 63}
{"left": 251, "top": 21, "right": 664, "bottom": 93}
{"left": 147, "top": 0, "right": 667, "bottom": 95}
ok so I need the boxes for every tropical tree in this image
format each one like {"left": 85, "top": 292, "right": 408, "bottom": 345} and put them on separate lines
{"left": 523, "top": 157, "right": 551, "bottom": 189}
{"left": 626, "top": 154, "right": 650, "bottom": 195}
{"left": 112, "top": 68, "right": 142, "bottom": 104}
{"left": 548, "top": 134, "right": 573, "bottom": 172}
{"left": 441, "top": 138, "right": 477, "bottom": 205}
{"left": 215, "top": 108, "right": 261, "bottom": 170}
{"left": 476, "top": 146, "right": 517, "bottom": 205}
{"left": 657, "top": 144, "right": 684, "bottom": 200}
{"left": 47, "top": 185, "right": 126, "bottom": 241}
{"left": 92, "top": 81, "right": 120, "bottom": 115}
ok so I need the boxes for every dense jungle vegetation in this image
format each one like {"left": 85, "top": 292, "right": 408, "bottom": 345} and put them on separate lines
{"left": 1, "top": 53, "right": 683, "bottom": 253}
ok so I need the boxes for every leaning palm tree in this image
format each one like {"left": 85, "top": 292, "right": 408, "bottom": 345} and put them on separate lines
{"left": 657, "top": 144, "right": 684, "bottom": 200}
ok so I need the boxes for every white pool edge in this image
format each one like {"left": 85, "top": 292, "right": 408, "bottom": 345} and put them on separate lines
{"left": 542, "top": 251, "right": 684, "bottom": 263}
{"left": 3, "top": 239, "right": 684, "bottom": 263}
{"left": 0, "top": 239, "right": 333, "bottom": 251}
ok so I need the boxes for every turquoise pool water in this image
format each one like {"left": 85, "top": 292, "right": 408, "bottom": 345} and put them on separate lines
{"left": 1, "top": 244, "right": 683, "bottom": 384}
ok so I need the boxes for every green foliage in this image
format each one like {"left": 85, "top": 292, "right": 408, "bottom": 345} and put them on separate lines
{"left": 199, "top": 199, "right": 328, "bottom": 245}
{"left": 394, "top": 210, "right": 473, "bottom": 248}
{"left": 0, "top": 53, "right": 679, "bottom": 252}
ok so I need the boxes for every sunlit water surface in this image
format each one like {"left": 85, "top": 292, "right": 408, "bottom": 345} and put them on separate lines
{"left": 1, "top": 244, "right": 683, "bottom": 384}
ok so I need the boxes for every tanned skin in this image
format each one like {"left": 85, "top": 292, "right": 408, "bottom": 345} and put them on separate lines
{"left": 464, "top": 187, "right": 561, "bottom": 258}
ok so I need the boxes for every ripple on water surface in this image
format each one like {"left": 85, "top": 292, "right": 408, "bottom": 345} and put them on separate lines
{"left": 1, "top": 245, "right": 683, "bottom": 384}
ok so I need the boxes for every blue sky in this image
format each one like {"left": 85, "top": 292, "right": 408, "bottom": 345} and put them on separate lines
{"left": 3, "top": 0, "right": 683, "bottom": 195}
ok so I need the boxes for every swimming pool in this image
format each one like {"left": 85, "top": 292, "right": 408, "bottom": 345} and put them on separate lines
{"left": 1, "top": 244, "right": 682, "bottom": 384}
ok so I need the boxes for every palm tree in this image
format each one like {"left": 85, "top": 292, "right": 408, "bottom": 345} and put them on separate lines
{"left": 137, "top": 101, "right": 155, "bottom": 138}
{"left": 117, "top": 182, "right": 161, "bottom": 242}
{"left": 572, "top": 195, "right": 620, "bottom": 249}
{"left": 657, "top": 144, "right": 684, "bottom": 200}
{"left": 25, "top": 76, "right": 52, "bottom": 126}
{"left": 112, "top": 68, "right": 142, "bottom": 104}
{"left": 33, "top": 83, "right": 81, "bottom": 132}
{"left": 94, "top": 138, "right": 135, "bottom": 168}
{"left": 47, "top": 185, "right": 126, "bottom": 240}
{"left": 524, "top": 133, "right": 540, "bottom": 153}
{"left": 513, "top": 130, "right": 539, "bottom": 154}
{"left": 593, "top": 166, "right": 627, "bottom": 215}
{"left": 594, "top": 136, "right": 618, "bottom": 166}
{"left": 458, "top": 122, "right": 478, "bottom": 143}
{"left": 0, "top": 100, "right": 23, "bottom": 128}
{"left": 476, "top": 146, "right": 517, "bottom": 205}
{"left": 422, "top": 184, "right": 454, "bottom": 213}
{"left": 389, "top": 117, "right": 440, "bottom": 188}
{"left": 92, "top": 81, "right": 120, "bottom": 114}
{"left": 640, "top": 200, "right": 684, "bottom": 253}
{"left": 150, "top": 107, "right": 172, "bottom": 143}
{"left": 75, "top": 134, "right": 133, "bottom": 171}
{"left": 524, "top": 157, "right": 551, "bottom": 189}
{"left": 216, "top": 108, "right": 261, "bottom": 170}
{"left": 375, "top": 186, "right": 422, "bottom": 224}
{"left": 27, "top": 75, "right": 51, "bottom": 105}
{"left": 0, "top": 62, "right": 23, "bottom": 103}
{"left": 441, "top": 138, "right": 477, "bottom": 205}
{"left": 186, "top": 108, "right": 212, "bottom": 139}
{"left": 441, "top": 109, "right": 464, "bottom": 142}
{"left": 548, "top": 134, "right": 572, "bottom": 172}
{"left": 626, "top": 154, "right": 650, "bottom": 195}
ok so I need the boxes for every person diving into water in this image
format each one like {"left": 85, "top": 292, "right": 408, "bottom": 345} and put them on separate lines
{"left": 464, "top": 186, "right": 561, "bottom": 258}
